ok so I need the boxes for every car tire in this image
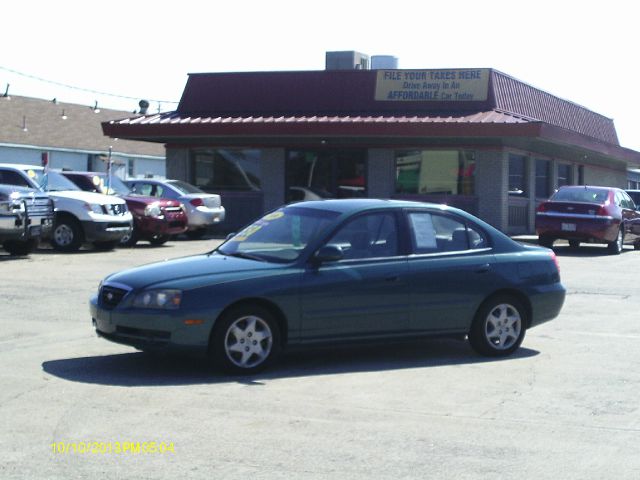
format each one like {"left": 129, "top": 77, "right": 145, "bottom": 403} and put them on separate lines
{"left": 149, "top": 234, "right": 169, "bottom": 246}
{"left": 607, "top": 228, "right": 624, "bottom": 255}
{"left": 3, "top": 239, "right": 37, "bottom": 256}
{"left": 93, "top": 241, "right": 118, "bottom": 251}
{"left": 568, "top": 240, "right": 580, "bottom": 249}
{"left": 51, "top": 215, "right": 83, "bottom": 252}
{"left": 539, "top": 236, "right": 554, "bottom": 248}
{"left": 210, "top": 305, "right": 282, "bottom": 374}
{"left": 120, "top": 227, "right": 138, "bottom": 247}
{"left": 468, "top": 295, "right": 527, "bottom": 357}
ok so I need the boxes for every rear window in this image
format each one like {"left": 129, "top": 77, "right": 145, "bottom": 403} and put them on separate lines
{"left": 551, "top": 187, "right": 609, "bottom": 203}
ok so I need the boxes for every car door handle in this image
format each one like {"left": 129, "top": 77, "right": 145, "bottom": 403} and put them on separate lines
{"left": 475, "top": 264, "right": 491, "bottom": 274}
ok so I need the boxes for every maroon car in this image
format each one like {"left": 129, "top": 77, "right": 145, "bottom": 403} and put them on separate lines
{"left": 63, "top": 172, "right": 188, "bottom": 246}
{"left": 536, "top": 185, "right": 640, "bottom": 254}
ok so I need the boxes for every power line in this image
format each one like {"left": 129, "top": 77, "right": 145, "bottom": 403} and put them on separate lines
{"left": 0, "top": 65, "right": 179, "bottom": 104}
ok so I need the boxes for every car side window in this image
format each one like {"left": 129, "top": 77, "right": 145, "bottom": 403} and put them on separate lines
{"left": 408, "top": 212, "right": 488, "bottom": 254}
{"left": 620, "top": 191, "right": 634, "bottom": 210}
{"left": 154, "top": 185, "right": 164, "bottom": 197}
{"left": 0, "top": 169, "right": 31, "bottom": 187}
{"left": 325, "top": 212, "right": 399, "bottom": 260}
{"left": 162, "top": 187, "right": 179, "bottom": 199}
{"left": 134, "top": 183, "right": 153, "bottom": 196}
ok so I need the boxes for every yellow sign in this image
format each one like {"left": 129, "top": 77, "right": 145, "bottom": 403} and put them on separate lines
{"left": 375, "top": 69, "right": 489, "bottom": 102}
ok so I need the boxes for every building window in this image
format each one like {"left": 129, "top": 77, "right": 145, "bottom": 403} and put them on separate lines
{"left": 192, "top": 149, "right": 261, "bottom": 192}
{"left": 578, "top": 165, "right": 585, "bottom": 185}
{"left": 508, "top": 154, "right": 527, "bottom": 196}
{"left": 535, "top": 159, "right": 550, "bottom": 199}
{"left": 394, "top": 150, "right": 475, "bottom": 195}
{"left": 286, "top": 150, "right": 366, "bottom": 202}
{"left": 128, "top": 159, "right": 135, "bottom": 178}
{"left": 557, "top": 163, "right": 572, "bottom": 188}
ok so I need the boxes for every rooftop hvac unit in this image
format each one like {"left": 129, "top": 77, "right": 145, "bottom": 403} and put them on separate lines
{"left": 371, "top": 55, "right": 399, "bottom": 69}
{"left": 325, "top": 51, "right": 370, "bottom": 70}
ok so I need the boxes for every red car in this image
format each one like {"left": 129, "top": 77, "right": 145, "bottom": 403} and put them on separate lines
{"left": 63, "top": 172, "right": 188, "bottom": 246}
{"left": 536, "top": 185, "right": 640, "bottom": 254}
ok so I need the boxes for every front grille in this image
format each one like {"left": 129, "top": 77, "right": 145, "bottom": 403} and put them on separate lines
{"left": 100, "top": 285, "right": 129, "bottom": 309}
{"left": 108, "top": 204, "right": 128, "bottom": 216}
{"left": 162, "top": 206, "right": 183, "bottom": 214}
{"left": 116, "top": 326, "right": 171, "bottom": 341}
{"left": 25, "top": 198, "right": 53, "bottom": 217}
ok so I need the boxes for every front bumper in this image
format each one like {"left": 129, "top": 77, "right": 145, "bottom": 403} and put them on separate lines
{"left": 90, "top": 295, "right": 213, "bottom": 355}
{"left": 135, "top": 214, "right": 188, "bottom": 239}
{"left": 82, "top": 220, "right": 133, "bottom": 242}
{"left": 1, "top": 213, "right": 52, "bottom": 241}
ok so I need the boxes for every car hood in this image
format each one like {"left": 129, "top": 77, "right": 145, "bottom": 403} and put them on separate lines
{"left": 104, "top": 252, "right": 282, "bottom": 290}
{"left": 124, "top": 194, "right": 181, "bottom": 208}
{"left": 48, "top": 190, "right": 126, "bottom": 205}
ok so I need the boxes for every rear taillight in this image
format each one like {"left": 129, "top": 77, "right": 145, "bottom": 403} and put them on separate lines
{"left": 190, "top": 198, "right": 204, "bottom": 207}
{"left": 536, "top": 203, "right": 548, "bottom": 213}
{"left": 597, "top": 205, "right": 608, "bottom": 216}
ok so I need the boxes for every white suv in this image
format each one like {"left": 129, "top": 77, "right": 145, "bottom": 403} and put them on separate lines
{"left": 0, "top": 164, "right": 133, "bottom": 252}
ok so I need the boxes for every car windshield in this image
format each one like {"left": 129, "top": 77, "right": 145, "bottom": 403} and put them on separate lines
{"left": 552, "top": 187, "right": 609, "bottom": 203}
{"left": 94, "top": 175, "right": 132, "bottom": 195}
{"left": 26, "top": 169, "right": 81, "bottom": 192}
{"left": 167, "top": 180, "right": 205, "bottom": 195}
{"left": 218, "top": 206, "right": 341, "bottom": 263}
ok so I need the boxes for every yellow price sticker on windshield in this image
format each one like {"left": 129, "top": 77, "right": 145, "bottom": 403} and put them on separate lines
{"left": 27, "top": 169, "right": 37, "bottom": 178}
{"left": 263, "top": 211, "right": 284, "bottom": 221}
{"left": 234, "top": 225, "right": 262, "bottom": 242}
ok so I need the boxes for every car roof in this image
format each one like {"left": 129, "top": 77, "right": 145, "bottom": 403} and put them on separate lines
{"left": 558, "top": 185, "right": 613, "bottom": 191}
{"left": 63, "top": 171, "right": 107, "bottom": 177}
{"left": 0, "top": 163, "right": 43, "bottom": 171}
{"left": 286, "top": 198, "right": 456, "bottom": 215}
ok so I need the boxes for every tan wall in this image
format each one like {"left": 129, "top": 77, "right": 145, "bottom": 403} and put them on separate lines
{"left": 582, "top": 165, "right": 627, "bottom": 188}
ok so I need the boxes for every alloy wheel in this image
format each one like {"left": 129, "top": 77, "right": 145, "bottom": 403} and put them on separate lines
{"left": 483, "top": 303, "right": 522, "bottom": 351}
{"left": 224, "top": 315, "right": 274, "bottom": 369}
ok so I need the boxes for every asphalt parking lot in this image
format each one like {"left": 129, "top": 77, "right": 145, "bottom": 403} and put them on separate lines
{"left": 1, "top": 238, "right": 639, "bottom": 479}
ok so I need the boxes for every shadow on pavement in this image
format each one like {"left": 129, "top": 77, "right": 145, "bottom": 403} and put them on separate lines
{"left": 42, "top": 339, "right": 539, "bottom": 387}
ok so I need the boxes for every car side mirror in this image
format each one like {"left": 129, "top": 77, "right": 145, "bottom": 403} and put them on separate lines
{"left": 313, "top": 245, "right": 343, "bottom": 264}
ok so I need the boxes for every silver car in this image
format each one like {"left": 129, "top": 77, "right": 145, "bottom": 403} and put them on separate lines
{"left": 126, "top": 179, "right": 225, "bottom": 238}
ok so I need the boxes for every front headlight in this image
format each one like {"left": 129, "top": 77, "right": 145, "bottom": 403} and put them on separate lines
{"left": 144, "top": 203, "right": 163, "bottom": 218}
{"left": 0, "top": 193, "right": 25, "bottom": 214}
{"left": 84, "top": 202, "right": 104, "bottom": 214}
{"left": 132, "top": 289, "right": 182, "bottom": 309}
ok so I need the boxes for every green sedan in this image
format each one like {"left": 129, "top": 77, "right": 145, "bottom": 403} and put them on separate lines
{"left": 90, "top": 199, "right": 565, "bottom": 374}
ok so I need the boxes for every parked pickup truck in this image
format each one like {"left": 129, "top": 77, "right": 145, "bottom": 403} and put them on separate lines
{"left": 0, "top": 184, "right": 54, "bottom": 255}
{"left": 62, "top": 171, "right": 188, "bottom": 246}
{"left": 0, "top": 164, "right": 133, "bottom": 252}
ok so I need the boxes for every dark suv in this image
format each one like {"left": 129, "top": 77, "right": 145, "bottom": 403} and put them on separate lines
{"left": 63, "top": 172, "right": 188, "bottom": 246}
{"left": 0, "top": 184, "right": 54, "bottom": 255}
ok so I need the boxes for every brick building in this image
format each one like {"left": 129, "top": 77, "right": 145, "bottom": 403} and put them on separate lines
{"left": 102, "top": 66, "right": 640, "bottom": 233}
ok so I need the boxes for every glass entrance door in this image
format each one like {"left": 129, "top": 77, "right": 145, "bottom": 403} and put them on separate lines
{"left": 285, "top": 150, "right": 366, "bottom": 203}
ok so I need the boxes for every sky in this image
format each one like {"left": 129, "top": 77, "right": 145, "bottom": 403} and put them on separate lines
{"left": 2, "top": 0, "right": 639, "bottom": 150}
